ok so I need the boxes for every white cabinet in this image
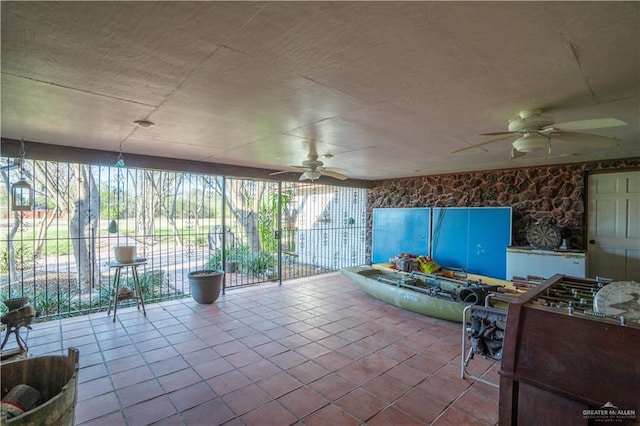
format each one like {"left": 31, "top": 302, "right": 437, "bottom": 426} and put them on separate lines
{"left": 506, "top": 247, "right": 587, "bottom": 280}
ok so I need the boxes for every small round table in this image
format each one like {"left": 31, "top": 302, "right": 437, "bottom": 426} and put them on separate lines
{"left": 106, "top": 260, "right": 147, "bottom": 322}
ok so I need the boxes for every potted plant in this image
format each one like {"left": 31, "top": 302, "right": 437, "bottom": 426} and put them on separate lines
{"left": 188, "top": 269, "right": 224, "bottom": 304}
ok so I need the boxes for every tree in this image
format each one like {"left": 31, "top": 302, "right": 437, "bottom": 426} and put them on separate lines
{"left": 69, "top": 165, "right": 100, "bottom": 291}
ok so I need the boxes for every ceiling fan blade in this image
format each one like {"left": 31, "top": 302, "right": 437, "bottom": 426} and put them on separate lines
{"left": 510, "top": 147, "right": 526, "bottom": 159}
{"left": 550, "top": 132, "right": 618, "bottom": 148}
{"left": 320, "top": 170, "right": 348, "bottom": 180}
{"left": 548, "top": 118, "right": 626, "bottom": 132}
{"left": 269, "top": 170, "right": 290, "bottom": 176}
{"left": 451, "top": 134, "right": 515, "bottom": 154}
{"left": 480, "top": 131, "right": 516, "bottom": 136}
{"left": 322, "top": 166, "right": 349, "bottom": 174}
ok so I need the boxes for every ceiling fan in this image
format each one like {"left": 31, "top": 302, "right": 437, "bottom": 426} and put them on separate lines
{"left": 451, "top": 109, "right": 626, "bottom": 159}
{"left": 270, "top": 151, "right": 348, "bottom": 181}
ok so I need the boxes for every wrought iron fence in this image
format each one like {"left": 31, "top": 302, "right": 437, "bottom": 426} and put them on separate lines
{"left": 0, "top": 157, "right": 367, "bottom": 319}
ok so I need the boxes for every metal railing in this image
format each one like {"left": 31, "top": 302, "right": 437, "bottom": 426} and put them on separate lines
{"left": 0, "top": 158, "right": 367, "bottom": 319}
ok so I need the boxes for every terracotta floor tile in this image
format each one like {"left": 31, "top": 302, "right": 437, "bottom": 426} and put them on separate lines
{"left": 25, "top": 273, "right": 503, "bottom": 426}
{"left": 78, "top": 364, "right": 109, "bottom": 384}
{"left": 336, "top": 362, "right": 379, "bottom": 385}
{"left": 182, "top": 347, "right": 220, "bottom": 367}
{"left": 451, "top": 389, "right": 499, "bottom": 425}
{"left": 279, "top": 333, "right": 312, "bottom": 349}
{"left": 124, "top": 324, "right": 160, "bottom": 338}
{"left": 361, "top": 374, "right": 411, "bottom": 403}
{"left": 123, "top": 394, "right": 178, "bottom": 425}
{"left": 75, "top": 392, "right": 121, "bottom": 424}
{"left": 277, "top": 386, "right": 330, "bottom": 418}
{"left": 117, "top": 378, "right": 165, "bottom": 408}
{"left": 222, "top": 383, "right": 272, "bottom": 415}
{"left": 165, "top": 330, "right": 199, "bottom": 345}
{"left": 76, "top": 410, "right": 127, "bottom": 426}
{"left": 367, "top": 405, "right": 425, "bottom": 426}
{"left": 240, "top": 401, "right": 298, "bottom": 426}
{"left": 257, "top": 370, "right": 304, "bottom": 398}
{"left": 358, "top": 352, "right": 399, "bottom": 373}
{"left": 469, "top": 379, "right": 500, "bottom": 403}
{"left": 241, "top": 333, "right": 273, "bottom": 349}
{"left": 270, "top": 350, "right": 308, "bottom": 370}
{"left": 150, "top": 413, "right": 186, "bottom": 425}
{"left": 263, "top": 325, "right": 295, "bottom": 340}
{"left": 105, "top": 354, "right": 146, "bottom": 374}
{"left": 181, "top": 397, "right": 235, "bottom": 426}
{"left": 404, "top": 352, "right": 447, "bottom": 375}
{"left": 287, "top": 360, "right": 330, "bottom": 384}
{"left": 111, "top": 365, "right": 155, "bottom": 389}
{"left": 169, "top": 381, "right": 217, "bottom": 412}
{"left": 432, "top": 406, "right": 491, "bottom": 426}
{"left": 384, "top": 363, "right": 428, "bottom": 387}
{"left": 395, "top": 388, "right": 447, "bottom": 424}
{"left": 335, "top": 388, "right": 388, "bottom": 422}
{"left": 227, "top": 326, "right": 257, "bottom": 339}
{"left": 294, "top": 341, "right": 331, "bottom": 359}
{"left": 158, "top": 368, "right": 203, "bottom": 393}
{"left": 225, "top": 348, "right": 264, "bottom": 368}
{"left": 284, "top": 315, "right": 314, "bottom": 333}
{"left": 302, "top": 403, "right": 360, "bottom": 426}
{"left": 214, "top": 339, "right": 247, "bottom": 356}
{"left": 172, "top": 338, "right": 208, "bottom": 354}
{"left": 100, "top": 344, "right": 139, "bottom": 362}
{"left": 72, "top": 342, "right": 102, "bottom": 357}
{"left": 238, "top": 358, "right": 281, "bottom": 381}
{"left": 336, "top": 328, "right": 369, "bottom": 343}
{"left": 335, "top": 342, "right": 370, "bottom": 360}
{"left": 63, "top": 334, "right": 97, "bottom": 348}
{"left": 97, "top": 335, "right": 135, "bottom": 351}
{"left": 149, "top": 356, "right": 191, "bottom": 377}
{"left": 316, "top": 334, "right": 350, "bottom": 350}
{"left": 299, "top": 327, "right": 331, "bottom": 341}
{"left": 416, "top": 373, "right": 471, "bottom": 405}
{"left": 253, "top": 340, "right": 289, "bottom": 358}
{"left": 312, "top": 351, "right": 353, "bottom": 371}
{"left": 308, "top": 373, "right": 357, "bottom": 400}
{"left": 79, "top": 351, "right": 107, "bottom": 369}
{"left": 135, "top": 336, "right": 170, "bottom": 353}
{"left": 77, "top": 376, "right": 114, "bottom": 402}
{"left": 201, "top": 330, "right": 235, "bottom": 347}
{"left": 207, "top": 370, "right": 252, "bottom": 396}
{"left": 193, "top": 357, "right": 235, "bottom": 379}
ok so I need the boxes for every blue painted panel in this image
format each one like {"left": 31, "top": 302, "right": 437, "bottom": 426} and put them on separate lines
{"left": 432, "top": 207, "right": 511, "bottom": 279}
{"left": 372, "top": 208, "right": 430, "bottom": 263}
{"left": 431, "top": 208, "right": 469, "bottom": 269}
{"left": 467, "top": 208, "right": 512, "bottom": 279}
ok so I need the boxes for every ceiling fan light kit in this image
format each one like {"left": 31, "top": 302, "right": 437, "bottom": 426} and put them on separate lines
{"left": 451, "top": 109, "right": 626, "bottom": 159}
{"left": 512, "top": 133, "right": 549, "bottom": 152}
{"left": 301, "top": 170, "right": 322, "bottom": 181}
{"left": 270, "top": 153, "right": 349, "bottom": 181}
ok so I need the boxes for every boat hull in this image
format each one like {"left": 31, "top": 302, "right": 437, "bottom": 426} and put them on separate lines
{"left": 341, "top": 266, "right": 470, "bottom": 322}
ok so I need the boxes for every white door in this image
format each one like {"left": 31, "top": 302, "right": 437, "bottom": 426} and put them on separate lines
{"left": 587, "top": 171, "right": 640, "bottom": 281}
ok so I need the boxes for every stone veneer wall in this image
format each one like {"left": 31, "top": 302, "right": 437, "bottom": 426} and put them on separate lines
{"left": 367, "top": 158, "right": 640, "bottom": 260}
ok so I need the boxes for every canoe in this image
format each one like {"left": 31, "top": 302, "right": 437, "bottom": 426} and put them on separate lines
{"left": 341, "top": 265, "right": 516, "bottom": 322}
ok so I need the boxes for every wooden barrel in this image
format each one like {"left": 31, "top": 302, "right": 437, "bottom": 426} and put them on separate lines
{"left": 1, "top": 348, "right": 79, "bottom": 425}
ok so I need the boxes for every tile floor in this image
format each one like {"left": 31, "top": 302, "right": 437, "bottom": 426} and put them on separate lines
{"left": 15, "top": 272, "right": 499, "bottom": 425}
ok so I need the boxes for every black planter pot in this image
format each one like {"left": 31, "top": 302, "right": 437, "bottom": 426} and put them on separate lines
{"left": 188, "top": 270, "right": 224, "bottom": 304}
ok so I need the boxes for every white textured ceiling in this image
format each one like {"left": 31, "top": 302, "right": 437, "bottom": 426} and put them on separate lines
{"left": 1, "top": 2, "right": 639, "bottom": 180}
